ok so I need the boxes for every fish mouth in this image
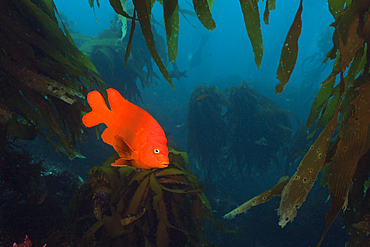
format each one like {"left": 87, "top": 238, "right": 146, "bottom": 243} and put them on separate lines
{"left": 158, "top": 161, "right": 169, "bottom": 168}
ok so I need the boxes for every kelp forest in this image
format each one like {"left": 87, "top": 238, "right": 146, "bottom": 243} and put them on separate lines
{"left": 1, "top": 0, "right": 370, "bottom": 246}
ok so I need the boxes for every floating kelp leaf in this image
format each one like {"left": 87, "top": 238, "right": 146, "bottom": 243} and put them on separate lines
{"left": 81, "top": 219, "right": 105, "bottom": 241}
{"left": 169, "top": 147, "right": 189, "bottom": 166}
{"left": 276, "top": 0, "right": 303, "bottom": 93}
{"left": 321, "top": 50, "right": 341, "bottom": 86}
{"left": 150, "top": 172, "right": 191, "bottom": 236}
{"left": 344, "top": 47, "right": 366, "bottom": 88}
{"left": 328, "top": 0, "right": 347, "bottom": 19}
{"left": 119, "top": 165, "right": 137, "bottom": 178}
{"left": 317, "top": 82, "right": 370, "bottom": 246}
{"left": 355, "top": 214, "right": 370, "bottom": 234}
{"left": 102, "top": 152, "right": 120, "bottom": 167}
{"left": 23, "top": 89, "right": 84, "bottom": 159}
{"left": 103, "top": 213, "right": 129, "bottom": 238}
{"left": 191, "top": 192, "right": 203, "bottom": 224}
{"left": 21, "top": 0, "right": 100, "bottom": 75}
{"left": 125, "top": 10, "right": 136, "bottom": 68}
{"left": 179, "top": 6, "right": 197, "bottom": 28}
{"left": 149, "top": 173, "right": 168, "bottom": 225}
{"left": 263, "top": 0, "right": 269, "bottom": 25}
{"left": 332, "top": 0, "right": 368, "bottom": 72}
{"left": 319, "top": 163, "right": 332, "bottom": 187}
{"left": 160, "top": 185, "right": 204, "bottom": 194}
{"left": 129, "top": 169, "right": 152, "bottom": 185}
{"left": 79, "top": 38, "right": 121, "bottom": 53}
{"left": 3, "top": 56, "right": 82, "bottom": 104}
{"left": 0, "top": 83, "right": 45, "bottom": 128}
{"left": 6, "top": 118, "right": 37, "bottom": 141}
{"left": 70, "top": 33, "right": 93, "bottom": 41}
{"left": 0, "top": 100, "right": 12, "bottom": 124}
{"left": 193, "top": 0, "right": 216, "bottom": 30}
{"left": 155, "top": 168, "right": 194, "bottom": 178}
{"left": 100, "top": 167, "right": 120, "bottom": 192}
{"left": 133, "top": 0, "right": 174, "bottom": 88}
{"left": 70, "top": 150, "right": 230, "bottom": 246}
{"left": 125, "top": 175, "right": 150, "bottom": 215}
{"left": 263, "top": 0, "right": 276, "bottom": 25}
{"left": 156, "top": 176, "right": 190, "bottom": 186}
{"left": 278, "top": 99, "right": 340, "bottom": 228}
{"left": 1, "top": 0, "right": 104, "bottom": 159}
{"left": 108, "top": 0, "right": 133, "bottom": 19}
{"left": 121, "top": 208, "right": 146, "bottom": 226}
{"left": 156, "top": 200, "right": 171, "bottom": 247}
{"left": 239, "top": 0, "right": 263, "bottom": 68}
{"left": 338, "top": 86, "right": 357, "bottom": 125}
{"left": 224, "top": 176, "right": 289, "bottom": 219}
{"left": 316, "top": 85, "right": 340, "bottom": 130}
{"left": 163, "top": 0, "right": 179, "bottom": 62}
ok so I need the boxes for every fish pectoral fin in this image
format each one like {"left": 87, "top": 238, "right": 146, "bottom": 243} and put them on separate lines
{"left": 114, "top": 135, "right": 135, "bottom": 160}
{"left": 111, "top": 158, "right": 130, "bottom": 167}
{"left": 101, "top": 128, "right": 114, "bottom": 147}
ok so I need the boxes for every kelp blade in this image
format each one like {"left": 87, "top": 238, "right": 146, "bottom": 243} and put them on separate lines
{"left": 276, "top": 0, "right": 303, "bottom": 93}
{"left": 317, "top": 82, "right": 370, "bottom": 246}
{"left": 278, "top": 99, "right": 340, "bottom": 228}
{"left": 193, "top": 0, "right": 216, "bottom": 30}
{"left": 239, "top": 0, "right": 263, "bottom": 68}
{"left": 163, "top": 0, "right": 179, "bottom": 62}
{"left": 133, "top": 0, "right": 174, "bottom": 88}
{"left": 224, "top": 176, "right": 289, "bottom": 219}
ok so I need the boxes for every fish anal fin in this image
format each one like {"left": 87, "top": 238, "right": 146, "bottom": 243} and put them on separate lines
{"left": 114, "top": 135, "right": 135, "bottom": 160}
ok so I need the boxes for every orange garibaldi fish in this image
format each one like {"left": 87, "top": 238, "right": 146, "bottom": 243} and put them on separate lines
{"left": 82, "top": 88, "right": 169, "bottom": 169}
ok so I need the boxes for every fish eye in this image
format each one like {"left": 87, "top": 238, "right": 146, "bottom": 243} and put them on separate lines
{"left": 154, "top": 148, "right": 160, "bottom": 154}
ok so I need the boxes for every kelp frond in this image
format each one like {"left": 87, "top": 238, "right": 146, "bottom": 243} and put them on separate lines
{"left": 66, "top": 149, "right": 233, "bottom": 246}
{"left": 1, "top": 0, "right": 104, "bottom": 159}
{"left": 224, "top": 1, "right": 370, "bottom": 246}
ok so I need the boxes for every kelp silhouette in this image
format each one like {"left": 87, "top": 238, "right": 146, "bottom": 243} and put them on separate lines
{"left": 187, "top": 82, "right": 295, "bottom": 183}
{"left": 224, "top": 1, "right": 370, "bottom": 246}
{"left": 0, "top": 0, "right": 104, "bottom": 159}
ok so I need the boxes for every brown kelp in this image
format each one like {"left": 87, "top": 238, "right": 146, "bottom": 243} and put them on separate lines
{"left": 187, "top": 83, "right": 228, "bottom": 183}
{"left": 60, "top": 149, "right": 232, "bottom": 246}
{"left": 224, "top": 1, "right": 370, "bottom": 246}
{"left": 88, "top": 0, "right": 285, "bottom": 88}
{"left": 1, "top": 0, "right": 104, "bottom": 159}
{"left": 84, "top": 17, "right": 165, "bottom": 102}
{"left": 187, "top": 82, "right": 296, "bottom": 182}
{"left": 225, "top": 82, "right": 296, "bottom": 176}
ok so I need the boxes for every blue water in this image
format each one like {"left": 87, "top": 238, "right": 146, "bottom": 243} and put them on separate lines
{"left": 39, "top": 0, "right": 346, "bottom": 246}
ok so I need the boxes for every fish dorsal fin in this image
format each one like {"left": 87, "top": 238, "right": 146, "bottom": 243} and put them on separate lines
{"left": 114, "top": 135, "right": 135, "bottom": 160}
{"left": 82, "top": 91, "right": 110, "bottom": 127}
{"left": 107, "top": 88, "right": 125, "bottom": 113}
{"left": 106, "top": 88, "right": 156, "bottom": 145}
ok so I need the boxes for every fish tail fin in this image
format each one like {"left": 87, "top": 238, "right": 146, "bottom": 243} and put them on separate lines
{"left": 82, "top": 91, "right": 110, "bottom": 127}
{"left": 182, "top": 70, "right": 187, "bottom": 78}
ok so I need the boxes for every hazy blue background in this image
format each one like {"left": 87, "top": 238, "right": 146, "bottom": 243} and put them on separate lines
{"left": 55, "top": 0, "right": 333, "bottom": 94}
